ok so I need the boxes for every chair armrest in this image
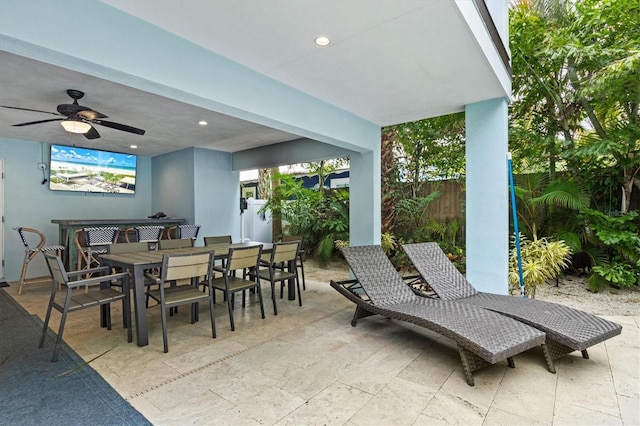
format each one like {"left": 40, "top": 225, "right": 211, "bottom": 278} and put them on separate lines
{"left": 66, "top": 266, "right": 111, "bottom": 279}
{"left": 144, "top": 272, "right": 161, "bottom": 283}
{"left": 65, "top": 271, "right": 130, "bottom": 290}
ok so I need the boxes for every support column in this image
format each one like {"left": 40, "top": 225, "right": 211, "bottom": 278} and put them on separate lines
{"left": 465, "top": 98, "right": 509, "bottom": 294}
{"left": 349, "top": 148, "right": 381, "bottom": 246}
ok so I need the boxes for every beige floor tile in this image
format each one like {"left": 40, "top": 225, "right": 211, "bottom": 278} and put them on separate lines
{"left": 349, "top": 377, "right": 435, "bottom": 425}
{"left": 490, "top": 356, "right": 557, "bottom": 424}
{"left": 617, "top": 394, "right": 640, "bottom": 426}
{"left": 555, "top": 344, "right": 620, "bottom": 418}
{"left": 552, "top": 402, "right": 623, "bottom": 425}
{"left": 418, "top": 388, "right": 487, "bottom": 425}
{"left": 483, "top": 407, "right": 549, "bottom": 425}
{"left": 277, "top": 382, "right": 372, "bottom": 426}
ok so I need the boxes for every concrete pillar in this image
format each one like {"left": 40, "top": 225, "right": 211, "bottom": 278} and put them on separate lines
{"left": 465, "top": 97, "right": 509, "bottom": 294}
{"left": 349, "top": 148, "right": 381, "bottom": 247}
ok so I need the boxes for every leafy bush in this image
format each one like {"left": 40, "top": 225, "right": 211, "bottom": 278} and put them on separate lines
{"left": 509, "top": 234, "right": 572, "bottom": 298}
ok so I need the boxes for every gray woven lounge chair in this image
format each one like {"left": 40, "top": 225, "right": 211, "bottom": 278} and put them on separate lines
{"left": 402, "top": 242, "right": 622, "bottom": 372}
{"left": 330, "top": 245, "right": 549, "bottom": 386}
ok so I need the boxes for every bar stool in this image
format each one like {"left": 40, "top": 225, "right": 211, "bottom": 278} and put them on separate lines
{"left": 125, "top": 225, "right": 165, "bottom": 250}
{"left": 166, "top": 224, "right": 201, "bottom": 240}
{"left": 75, "top": 227, "right": 120, "bottom": 272}
{"left": 13, "top": 227, "right": 65, "bottom": 295}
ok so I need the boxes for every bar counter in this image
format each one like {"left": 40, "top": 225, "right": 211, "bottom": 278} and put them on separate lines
{"left": 52, "top": 218, "right": 186, "bottom": 269}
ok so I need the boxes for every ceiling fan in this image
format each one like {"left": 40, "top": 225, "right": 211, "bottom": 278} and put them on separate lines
{"left": 2, "top": 89, "right": 145, "bottom": 140}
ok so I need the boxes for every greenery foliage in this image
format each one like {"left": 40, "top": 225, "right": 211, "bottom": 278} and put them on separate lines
{"left": 509, "top": 234, "right": 572, "bottom": 298}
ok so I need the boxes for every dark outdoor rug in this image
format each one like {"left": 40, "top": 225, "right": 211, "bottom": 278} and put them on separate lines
{"left": 0, "top": 289, "right": 150, "bottom": 425}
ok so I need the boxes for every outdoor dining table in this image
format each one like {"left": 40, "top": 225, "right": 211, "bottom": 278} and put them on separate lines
{"left": 99, "top": 241, "right": 274, "bottom": 347}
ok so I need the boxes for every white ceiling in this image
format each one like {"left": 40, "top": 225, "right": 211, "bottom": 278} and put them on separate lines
{"left": 0, "top": 1, "right": 508, "bottom": 158}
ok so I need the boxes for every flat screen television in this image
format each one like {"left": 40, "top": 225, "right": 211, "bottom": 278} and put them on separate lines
{"left": 49, "top": 144, "right": 137, "bottom": 194}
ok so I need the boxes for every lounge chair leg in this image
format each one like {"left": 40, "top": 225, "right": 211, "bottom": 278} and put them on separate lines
{"left": 351, "top": 306, "right": 374, "bottom": 327}
{"left": 457, "top": 346, "right": 491, "bottom": 387}
{"left": 581, "top": 349, "right": 589, "bottom": 359}
{"left": 507, "top": 357, "right": 515, "bottom": 368}
{"left": 541, "top": 344, "right": 557, "bottom": 374}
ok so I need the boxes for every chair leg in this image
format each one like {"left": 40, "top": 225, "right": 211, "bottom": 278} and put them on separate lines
{"left": 208, "top": 296, "right": 216, "bottom": 339}
{"left": 52, "top": 308, "right": 70, "bottom": 362}
{"left": 227, "top": 292, "right": 235, "bottom": 331}
{"left": 161, "top": 305, "right": 169, "bottom": 353}
{"left": 257, "top": 285, "right": 265, "bottom": 319}
{"left": 18, "top": 252, "right": 31, "bottom": 295}
{"left": 271, "top": 282, "right": 278, "bottom": 315}
{"left": 298, "top": 253, "right": 306, "bottom": 290}
{"left": 39, "top": 297, "right": 55, "bottom": 348}
{"left": 296, "top": 276, "right": 302, "bottom": 307}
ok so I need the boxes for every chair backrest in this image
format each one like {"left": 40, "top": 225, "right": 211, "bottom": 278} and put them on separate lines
{"left": 108, "top": 241, "right": 150, "bottom": 254}
{"left": 135, "top": 225, "right": 165, "bottom": 243}
{"left": 226, "top": 245, "right": 262, "bottom": 271}
{"left": 204, "top": 235, "right": 232, "bottom": 245}
{"left": 83, "top": 227, "right": 119, "bottom": 247}
{"left": 43, "top": 251, "right": 70, "bottom": 286}
{"left": 341, "top": 245, "right": 417, "bottom": 305}
{"left": 282, "top": 235, "right": 303, "bottom": 246}
{"left": 177, "top": 224, "right": 200, "bottom": 240}
{"left": 161, "top": 251, "right": 214, "bottom": 282}
{"left": 402, "top": 242, "right": 478, "bottom": 300}
{"left": 159, "top": 238, "right": 194, "bottom": 250}
{"left": 271, "top": 241, "right": 299, "bottom": 264}
{"left": 13, "top": 227, "right": 46, "bottom": 251}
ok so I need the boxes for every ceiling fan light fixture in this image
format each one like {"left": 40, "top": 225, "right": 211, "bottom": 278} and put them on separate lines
{"left": 61, "top": 118, "right": 91, "bottom": 134}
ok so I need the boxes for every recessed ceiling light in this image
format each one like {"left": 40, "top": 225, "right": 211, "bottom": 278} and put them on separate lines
{"left": 314, "top": 36, "right": 330, "bottom": 46}
{"left": 198, "top": 120, "right": 208, "bottom": 126}
{"left": 130, "top": 145, "right": 137, "bottom": 149}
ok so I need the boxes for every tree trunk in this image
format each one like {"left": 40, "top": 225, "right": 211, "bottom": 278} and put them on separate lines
{"left": 381, "top": 129, "right": 396, "bottom": 234}
{"left": 621, "top": 166, "right": 640, "bottom": 214}
{"left": 258, "top": 168, "right": 272, "bottom": 200}
{"left": 270, "top": 168, "right": 282, "bottom": 241}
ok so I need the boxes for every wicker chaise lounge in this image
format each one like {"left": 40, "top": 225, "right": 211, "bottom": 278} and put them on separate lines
{"left": 330, "top": 245, "right": 549, "bottom": 386}
{"left": 402, "top": 242, "right": 622, "bottom": 372}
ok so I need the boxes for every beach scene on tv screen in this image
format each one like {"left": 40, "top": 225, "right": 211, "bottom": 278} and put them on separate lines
{"left": 49, "top": 145, "right": 137, "bottom": 193}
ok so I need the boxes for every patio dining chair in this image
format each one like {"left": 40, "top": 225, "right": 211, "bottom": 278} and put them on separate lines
{"left": 39, "top": 251, "right": 132, "bottom": 361}
{"left": 248, "top": 241, "right": 301, "bottom": 315}
{"left": 211, "top": 245, "right": 265, "bottom": 331}
{"left": 13, "top": 226, "right": 65, "bottom": 295}
{"left": 145, "top": 251, "right": 216, "bottom": 353}
{"left": 282, "top": 235, "right": 306, "bottom": 290}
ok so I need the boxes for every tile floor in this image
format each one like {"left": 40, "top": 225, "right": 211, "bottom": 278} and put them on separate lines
{"left": 6, "top": 277, "right": 639, "bottom": 425}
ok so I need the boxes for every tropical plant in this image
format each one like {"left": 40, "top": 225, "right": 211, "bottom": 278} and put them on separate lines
{"left": 580, "top": 209, "right": 640, "bottom": 291}
{"left": 509, "top": 233, "right": 572, "bottom": 298}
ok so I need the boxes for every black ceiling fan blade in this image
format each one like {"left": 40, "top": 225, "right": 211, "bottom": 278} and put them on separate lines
{"left": 12, "top": 118, "right": 64, "bottom": 127}
{"left": 2, "top": 105, "right": 62, "bottom": 116}
{"left": 84, "top": 126, "right": 101, "bottom": 140}
{"left": 94, "top": 120, "right": 145, "bottom": 135}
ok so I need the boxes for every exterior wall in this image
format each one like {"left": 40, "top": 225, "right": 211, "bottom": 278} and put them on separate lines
{"left": 0, "top": 138, "right": 152, "bottom": 280}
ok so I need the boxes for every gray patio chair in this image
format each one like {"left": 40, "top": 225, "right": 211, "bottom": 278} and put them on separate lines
{"left": 402, "top": 242, "right": 623, "bottom": 372}
{"left": 39, "top": 251, "right": 132, "bottom": 361}
{"left": 145, "top": 251, "right": 216, "bottom": 353}
{"left": 331, "top": 245, "right": 549, "bottom": 386}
